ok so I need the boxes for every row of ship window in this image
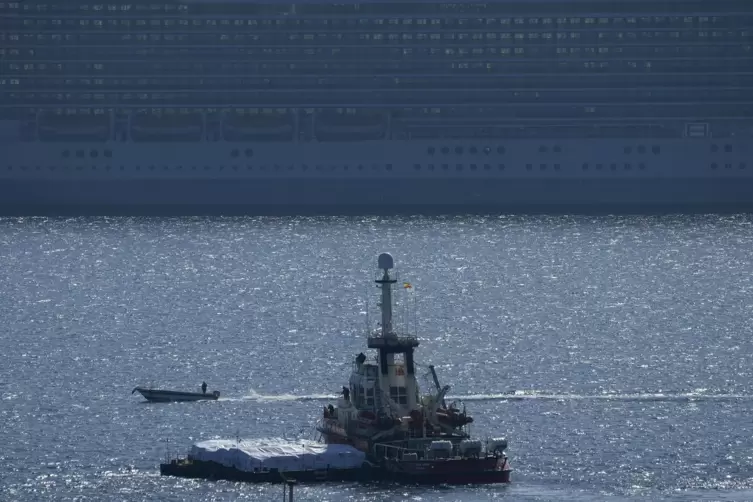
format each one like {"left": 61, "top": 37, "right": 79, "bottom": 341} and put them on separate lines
{"left": 55, "top": 145, "right": 739, "bottom": 160}
{"left": 2, "top": 61, "right": 744, "bottom": 76}
{"left": 4, "top": 31, "right": 750, "bottom": 44}
{"left": 3, "top": 0, "right": 746, "bottom": 14}
{"left": 6, "top": 163, "right": 750, "bottom": 172}
{"left": 8, "top": 85, "right": 750, "bottom": 102}
{"left": 427, "top": 145, "right": 666, "bottom": 155}
{"left": 3, "top": 48, "right": 749, "bottom": 66}
{"left": 5, "top": 15, "right": 747, "bottom": 27}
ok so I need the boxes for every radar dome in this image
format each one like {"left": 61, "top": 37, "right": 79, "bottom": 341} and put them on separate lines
{"left": 377, "top": 253, "right": 394, "bottom": 270}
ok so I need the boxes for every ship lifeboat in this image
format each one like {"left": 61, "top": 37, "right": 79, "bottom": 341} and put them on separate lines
{"left": 38, "top": 113, "right": 111, "bottom": 142}
{"left": 222, "top": 112, "right": 294, "bottom": 141}
{"left": 130, "top": 114, "right": 203, "bottom": 142}
{"left": 314, "top": 110, "right": 386, "bottom": 141}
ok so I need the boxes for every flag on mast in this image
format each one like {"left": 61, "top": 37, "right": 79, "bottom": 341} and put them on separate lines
{"left": 403, "top": 282, "right": 413, "bottom": 290}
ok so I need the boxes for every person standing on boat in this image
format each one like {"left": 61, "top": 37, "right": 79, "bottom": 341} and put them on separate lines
{"left": 201, "top": 381, "right": 207, "bottom": 394}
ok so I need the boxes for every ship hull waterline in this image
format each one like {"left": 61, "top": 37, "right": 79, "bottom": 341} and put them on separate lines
{"left": 159, "top": 459, "right": 511, "bottom": 485}
{"left": 2, "top": 177, "right": 753, "bottom": 216}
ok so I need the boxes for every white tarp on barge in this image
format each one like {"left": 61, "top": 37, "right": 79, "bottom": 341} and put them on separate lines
{"left": 188, "top": 438, "right": 366, "bottom": 473}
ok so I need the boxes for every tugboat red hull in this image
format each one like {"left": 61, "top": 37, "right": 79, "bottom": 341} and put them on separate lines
{"left": 383, "top": 469, "right": 511, "bottom": 485}
{"left": 381, "top": 456, "right": 511, "bottom": 484}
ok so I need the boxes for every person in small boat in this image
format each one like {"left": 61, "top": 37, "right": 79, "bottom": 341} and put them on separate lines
{"left": 201, "top": 381, "right": 207, "bottom": 394}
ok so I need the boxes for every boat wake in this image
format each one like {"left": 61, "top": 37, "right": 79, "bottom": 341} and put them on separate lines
{"left": 229, "top": 389, "right": 753, "bottom": 403}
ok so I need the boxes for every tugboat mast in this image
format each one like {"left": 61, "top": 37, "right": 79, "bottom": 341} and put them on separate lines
{"left": 368, "top": 253, "right": 420, "bottom": 414}
{"left": 375, "top": 252, "right": 397, "bottom": 338}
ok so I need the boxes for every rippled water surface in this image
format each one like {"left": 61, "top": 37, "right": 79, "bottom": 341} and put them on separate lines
{"left": 2, "top": 215, "right": 753, "bottom": 501}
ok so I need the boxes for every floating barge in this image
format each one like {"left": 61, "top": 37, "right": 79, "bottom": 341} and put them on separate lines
{"left": 160, "top": 438, "right": 371, "bottom": 483}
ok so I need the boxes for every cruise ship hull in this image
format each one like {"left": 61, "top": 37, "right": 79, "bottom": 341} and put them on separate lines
{"left": 2, "top": 136, "right": 751, "bottom": 215}
{"left": 2, "top": 177, "right": 752, "bottom": 216}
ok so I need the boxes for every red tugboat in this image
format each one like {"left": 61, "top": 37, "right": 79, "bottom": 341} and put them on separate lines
{"left": 317, "top": 253, "right": 511, "bottom": 484}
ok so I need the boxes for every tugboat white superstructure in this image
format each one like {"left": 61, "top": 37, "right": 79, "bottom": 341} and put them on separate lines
{"left": 317, "top": 252, "right": 511, "bottom": 484}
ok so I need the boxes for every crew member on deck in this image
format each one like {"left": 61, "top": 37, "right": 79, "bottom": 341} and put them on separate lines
{"left": 201, "top": 381, "right": 207, "bottom": 394}
{"left": 342, "top": 386, "right": 350, "bottom": 401}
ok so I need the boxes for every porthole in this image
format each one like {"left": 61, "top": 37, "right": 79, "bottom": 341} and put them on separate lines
{"left": 428, "top": 147, "right": 436, "bottom": 155}
{"left": 469, "top": 146, "right": 478, "bottom": 154}
{"left": 441, "top": 147, "right": 450, "bottom": 154}
{"left": 231, "top": 149, "right": 239, "bottom": 158}
{"left": 245, "top": 148, "right": 254, "bottom": 157}
{"left": 497, "top": 146, "right": 505, "bottom": 154}
{"left": 711, "top": 163, "right": 718, "bottom": 169}
{"left": 470, "top": 164, "right": 477, "bottom": 170}
{"left": 526, "top": 164, "right": 533, "bottom": 171}
{"left": 62, "top": 150, "right": 70, "bottom": 158}
{"left": 385, "top": 164, "right": 393, "bottom": 171}
{"left": 637, "top": 145, "right": 646, "bottom": 154}
{"left": 414, "top": 164, "right": 421, "bottom": 170}
{"left": 456, "top": 164, "right": 463, "bottom": 171}
{"left": 652, "top": 145, "right": 660, "bottom": 154}
{"left": 610, "top": 163, "right": 617, "bottom": 170}
{"left": 582, "top": 163, "right": 589, "bottom": 170}
{"left": 104, "top": 150, "right": 112, "bottom": 158}
{"left": 638, "top": 163, "right": 646, "bottom": 170}
{"left": 539, "top": 164, "right": 547, "bottom": 170}
{"left": 724, "top": 144, "right": 733, "bottom": 153}
{"left": 90, "top": 150, "right": 98, "bottom": 158}
{"left": 538, "top": 146, "right": 547, "bottom": 153}
{"left": 454, "top": 147, "right": 463, "bottom": 154}
{"left": 553, "top": 164, "right": 561, "bottom": 171}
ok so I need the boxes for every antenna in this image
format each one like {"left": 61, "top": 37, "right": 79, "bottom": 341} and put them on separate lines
{"left": 377, "top": 252, "right": 394, "bottom": 271}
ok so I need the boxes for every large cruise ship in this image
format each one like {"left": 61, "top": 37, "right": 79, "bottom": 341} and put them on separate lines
{"left": 1, "top": 0, "right": 751, "bottom": 214}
